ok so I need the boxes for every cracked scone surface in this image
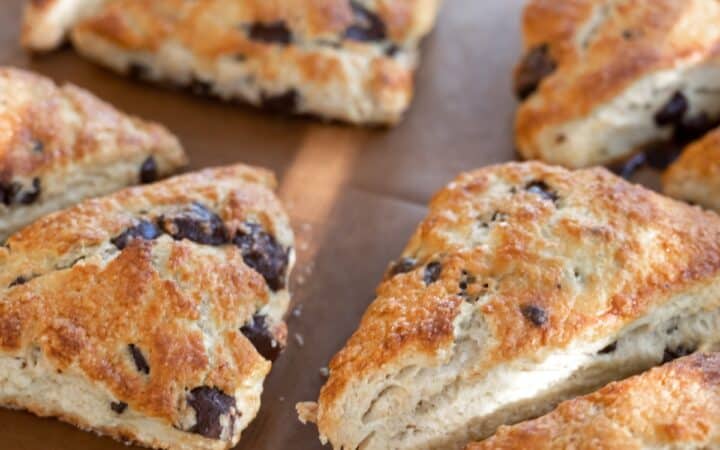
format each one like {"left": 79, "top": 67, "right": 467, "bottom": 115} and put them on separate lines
{"left": 0, "top": 66, "right": 187, "bottom": 241}
{"left": 467, "top": 353, "right": 720, "bottom": 450}
{"left": 23, "top": 0, "right": 442, "bottom": 125}
{"left": 299, "top": 162, "right": 720, "bottom": 450}
{"left": 515, "top": 0, "right": 720, "bottom": 168}
{"left": 0, "top": 164, "right": 294, "bottom": 450}
{"left": 663, "top": 126, "right": 720, "bottom": 212}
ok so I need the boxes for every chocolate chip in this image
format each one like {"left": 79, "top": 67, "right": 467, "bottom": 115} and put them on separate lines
{"left": 676, "top": 112, "right": 719, "bottom": 142}
{"left": 233, "top": 223, "right": 289, "bottom": 291}
{"left": 0, "top": 182, "right": 16, "bottom": 206}
{"left": 127, "top": 63, "right": 150, "bottom": 80}
{"left": 128, "top": 344, "right": 150, "bottom": 374}
{"left": 614, "top": 152, "right": 646, "bottom": 179}
{"left": 240, "top": 314, "right": 282, "bottom": 362}
{"left": 654, "top": 92, "right": 688, "bottom": 127}
{"left": 388, "top": 257, "right": 417, "bottom": 277}
{"left": 515, "top": 44, "right": 556, "bottom": 100}
{"left": 345, "top": 2, "right": 387, "bottom": 42}
{"left": 139, "top": 156, "right": 158, "bottom": 184}
{"left": 385, "top": 44, "right": 400, "bottom": 57}
{"left": 260, "top": 89, "right": 298, "bottom": 114}
{"left": 14, "top": 178, "right": 41, "bottom": 205}
{"left": 111, "top": 220, "right": 162, "bottom": 250}
{"left": 248, "top": 21, "right": 292, "bottom": 45}
{"left": 521, "top": 304, "right": 548, "bottom": 327}
{"left": 644, "top": 143, "right": 682, "bottom": 170}
{"left": 598, "top": 341, "right": 617, "bottom": 354}
{"left": 423, "top": 261, "right": 442, "bottom": 285}
{"left": 159, "top": 203, "right": 228, "bottom": 246}
{"left": 190, "top": 78, "right": 213, "bottom": 97}
{"left": 9, "top": 276, "right": 29, "bottom": 288}
{"left": 31, "top": 140, "right": 44, "bottom": 153}
{"left": 111, "top": 401, "right": 128, "bottom": 414}
{"left": 662, "top": 344, "right": 696, "bottom": 363}
{"left": 525, "top": 180, "right": 558, "bottom": 203}
{"left": 187, "top": 386, "right": 237, "bottom": 439}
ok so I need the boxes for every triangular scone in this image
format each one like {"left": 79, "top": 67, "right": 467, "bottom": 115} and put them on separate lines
{"left": 515, "top": 0, "right": 720, "bottom": 168}
{"left": 467, "top": 353, "right": 720, "bottom": 450}
{"left": 663, "top": 126, "right": 720, "bottom": 212}
{"left": 0, "top": 67, "right": 187, "bottom": 241}
{"left": 298, "top": 162, "right": 720, "bottom": 450}
{"left": 22, "top": 0, "right": 442, "bottom": 125}
{"left": 0, "top": 165, "right": 294, "bottom": 450}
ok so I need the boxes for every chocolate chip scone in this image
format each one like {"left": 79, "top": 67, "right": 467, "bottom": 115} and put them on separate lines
{"left": 22, "top": 0, "right": 442, "bottom": 125}
{"left": 467, "top": 353, "right": 720, "bottom": 450}
{"left": 0, "top": 66, "right": 187, "bottom": 241}
{"left": 663, "top": 126, "right": 720, "bottom": 212}
{"left": 0, "top": 164, "right": 294, "bottom": 450}
{"left": 297, "top": 162, "right": 720, "bottom": 450}
{"left": 515, "top": 0, "right": 720, "bottom": 168}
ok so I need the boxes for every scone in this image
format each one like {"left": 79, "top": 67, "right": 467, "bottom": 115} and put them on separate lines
{"left": 663, "top": 126, "right": 720, "bottom": 212}
{"left": 467, "top": 353, "right": 720, "bottom": 450}
{"left": 0, "top": 164, "right": 295, "bottom": 450}
{"left": 298, "top": 162, "right": 720, "bottom": 450}
{"left": 0, "top": 66, "right": 187, "bottom": 241}
{"left": 515, "top": 0, "right": 720, "bottom": 168}
{"left": 21, "top": 0, "right": 105, "bottom": 51}
{"left": 22, "top": 0, "right": 442, "bottom": 125}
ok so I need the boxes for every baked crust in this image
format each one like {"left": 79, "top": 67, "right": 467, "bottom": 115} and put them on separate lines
{"left": 515, "top": 0, "right": 720, "bottom": 168}
{"left": 0, "top": 66, "right": 187, "bottom": 240}
{"left": 0, "top": 164, "right": 294, "bottom": 450}
{"left": 23, "top": 0, "right": 442, "bottom": 125}
{"left": 301, "top": 161, "right": 720, "bottom": 449}
{"left": 663, "top": 126, "right": 720, "bottom": 211}
{"left": 467, "top": 353, "right": 720, "bottom": 450}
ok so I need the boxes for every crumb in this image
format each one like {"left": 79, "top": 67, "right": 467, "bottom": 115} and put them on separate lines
{"left": 319, "top": 367, "right": 329, "bottom": 378}
{"left": 294, "top": 333, "right": 305, "bottom": 347}
{"left": 292, "top": 305, "right": 303, "bottom": 318}
{"left": 296, "top": 274, "right": 306, "bottom": 285}
{"left": 279, "top": 396, "right": 285, "bottom": 402}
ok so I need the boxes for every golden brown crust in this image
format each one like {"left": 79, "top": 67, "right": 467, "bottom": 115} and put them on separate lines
{"left": 515, "top": 0, "right": 720, "bottom": 166}
{"left": 315, "top": 161, "right": 720, "bottom": 443}
{"left": 467, "top": 353, "right": 720, "bottom": 450}
{"left": 0, "top": 164, "right": 294, "bottom": 448}
{"left": 663, "top": 126, "right": 720, "bottom": 211}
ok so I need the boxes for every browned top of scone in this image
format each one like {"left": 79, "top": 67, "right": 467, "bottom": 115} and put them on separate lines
{"left": 467, "top": 353, "right": 720, "bottom": 449}
{"left": 664, "top": 126, "right": 720, "bottom": 191}
{"left": 0, "top": 66, "right": 185, "bottom": 183}
{"left": 316, "top": 161, "right": 720, "bottom": 433}
{"left": 514, "top": 0, "right": 720, "bottom": 159}
{"left": 0, "top": 164, "right": 293, "bottom": 429}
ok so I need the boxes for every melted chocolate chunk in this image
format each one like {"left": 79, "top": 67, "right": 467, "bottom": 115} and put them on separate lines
{"left": 9, "top": 276, "right": 29, "bottom": 288}
{"left": 187, "top": 386, "right": 237, "bottom": 439}
{"left": 388, "top": 257, "right": 417, "bottom": 277}
{"left": 654, "top": 91, "right": 688, "bottom": 127}
{"left": 345, "top": 1, "right": 387, "bottom": 42}
{"left": 676, "top": 112, "right": 719, "bottom": 142}
{"left": 139, "top": 156, "right": 158, "bottom": 184}
{"left": 521, "top": 304, "right": 548, "bottom": 327}
{"left": 598, "top": 341, "right": 617, "bottom": 354}
{"left": 248, "top": 21, "right": 292, "bottom": 45}
{"left": 515, "top": 44, "right": 556, "bottom": 100}
{"left": 423, "top": 261, "right": 442, "bottom": 285}
{"left": 260, "top": 90, "right": 298, "bottom": 114}
{"left": 615, "top": 152, "right": 646, "bottom": 179}
{"left": 233, "top": 223, "right": 289, "bottom": 291}
{"left": 128, "top": 344, "right": 150, "bottom": 374}
{"left": 111, "top": 220, "right": 162, "bottom": 250}
{"left": 662, "top": 344, "right": 696, "bottom": 363}
{"left": 240, "top": 314, "right": 282, "bottom": 362}
{"left": 159, "top": 203, "right": 228, "bottom": 246}
{"left": 525, "top": 180, "right": 558, "bottom": 203}
{"left": 111, "top": 401, "right": 128, "bottom": 414}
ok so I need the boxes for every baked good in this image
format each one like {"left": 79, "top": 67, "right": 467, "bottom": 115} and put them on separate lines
{"left": 22, "top": 0, "right": 443, "bottom": 125}
{"left": 663, "top": 126, "right": 720, "bottom": 211}
{"left": 297, "top": 161, "right": 720, "bottom": 450}
{"left": 0, "top": 66, "right": 187, "bottom": 241}
{"left": 0, "top": 164, "right": 295, "bottom": 450}
{"left": 21, "top": 0, "right": 105, "bottom": 51}
{"left": 467, "top": 352, "right": 720, "bottom": 450}
{"left": 515, "top": 0, "right": 720, "bottom": 168}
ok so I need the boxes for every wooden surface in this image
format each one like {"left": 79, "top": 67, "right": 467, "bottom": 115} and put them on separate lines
{"left": 0, "top": 1, "right": 524, "bottom": 449}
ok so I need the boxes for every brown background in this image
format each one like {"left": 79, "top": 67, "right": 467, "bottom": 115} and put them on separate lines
{"left": 0, "top": 1, "right": 524, "bottom": 449}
